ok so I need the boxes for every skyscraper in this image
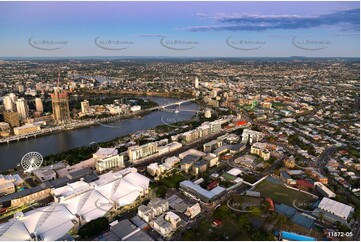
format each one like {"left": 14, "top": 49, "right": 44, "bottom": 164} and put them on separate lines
{"left": 35, "top": 97, "right": 43, "bottom": 113}
{"left": 17, "top": 84, "right": 24, "bottom": 93}
{"left": 51, "top": 88, "right": 71, "bottom": 124}
{"left": 3, "top": 111, "right": 20, "bottom": 127}
{"left": 3, "top": 96, "right": 14, "bottom": 111}
{"left": 15, "top": 98, "right": 29, "bottom": 120}
{"left": 3, "top": 93, "right": 17, "bottom": 111}
{"left": 81, "top": 100, "right": 90, "bottom": 114}
{"left": 195, "top": 77, "right": 199, "bottom": 89}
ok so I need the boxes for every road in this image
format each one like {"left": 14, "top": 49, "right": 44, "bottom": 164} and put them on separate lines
{"left": 132, "top": 130, "right": 228, "bottom": 169}
{"left": 316, "top": 145, "right": 338, "bottom": 168}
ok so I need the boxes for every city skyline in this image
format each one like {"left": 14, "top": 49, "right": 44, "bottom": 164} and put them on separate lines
{"left": 0, "top": 1, "right": 359, "bottom": 58}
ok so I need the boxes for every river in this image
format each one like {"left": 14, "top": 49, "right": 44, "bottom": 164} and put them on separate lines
{"left": 0, "top": 97, "right": 199, "bottom": 171}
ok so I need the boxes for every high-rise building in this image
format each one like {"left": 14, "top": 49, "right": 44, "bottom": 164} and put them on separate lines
{"left": 15, "top": 98, "right": 29, "bottom": 120}
{"left": 81, "top": 100, "right": 90, "bottom": 114}
{"left": 195, "top": 77, "right": 199, "bottom": 89}
{"left": 3, "top": 111, "right": 20, "bottom": 127}
{"left": 35, "top": 98, "right": 43, "bottom": 113}
{"left": 51, "top": 88, "right": 71, "bottom": 124}
{"left": 17, "top": 84, "right": 24, "bottom": 93}
{"left": 9, "top": 93, "right": 18, "bottom": 103}
{"left": 3, "top": 96, "right": 14, "bottom": 111}
{"left": 3, "top": 93, "right": 17, "bottom": 111}
{"left": 35, "top": 82, "right": 43, "bottom": 91}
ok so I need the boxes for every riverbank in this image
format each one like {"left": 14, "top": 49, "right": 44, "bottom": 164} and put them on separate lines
{"left": 0, "top": 96, "right": 199, "bottom": 172}
{"left": 0, "top": 97, "right": 158, "bottom": 145}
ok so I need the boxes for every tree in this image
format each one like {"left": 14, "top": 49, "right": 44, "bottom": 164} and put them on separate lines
{"left": 238, "top": 216, "right": 252, "bottom": 232}
{"left": 78, "top": 217, "right": 109, "bottom": 239}
{"left": 213, "top": 205, "right": 231, "bottom": 219}
{"left": 250, "top": 207, "right": 262, "bottom": 217}
{"left": 252, "top": 230, "right": 274, "bottom": 241}
{"left": 279, "top": 215, "right": 288, "bottom": 229}
{"left": 183, "top": 230, "right": 196, "bottom": 240}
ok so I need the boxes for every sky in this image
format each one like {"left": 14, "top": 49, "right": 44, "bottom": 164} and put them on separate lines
{"left": 0, "top": 1, "right": 359, "bottom": 58}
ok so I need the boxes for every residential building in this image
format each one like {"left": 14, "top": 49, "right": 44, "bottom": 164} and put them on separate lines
{"left": 3, "top": 111, "right": 20, "bottom": 127}
{"left": 128, "top": 142, "right": 158, "bottom": 162}
{"left": 192, "top": 160, "right": 208, "bottom": 175}
{"left": 138, "top": 198, "right": 169, "bottom": 222}
{"left": 51, "top": 88, "right": 71, "bottom": 124}
{"left": 185, "top": 203, "right": 201, "bottom": 218}
{"left": 15, "top": 98, "right": 29, "bottom": 120}
{"left": 95, "top": 148, "right": 124, "bottom": 172}
{"left": 284, "top": 155, "right": 296, "bottom": 168}
{"left": 35, "top": 97, "right": 43, "bottom": 113}
{"left": 81, "top": 100, "right": 90, "bottom": 114}
{"left": 250, "top": 142, "right": 271, "bottom": 160}
{"left": 203, "top": 153, "right": 219, "bottom": 167}
{"left": 153, "top": 216, "right": 173, "bottom": 236}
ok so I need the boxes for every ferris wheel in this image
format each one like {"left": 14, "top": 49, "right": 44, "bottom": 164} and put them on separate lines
{"left": 21, "top": 152, "right": 43, "bottom": 172}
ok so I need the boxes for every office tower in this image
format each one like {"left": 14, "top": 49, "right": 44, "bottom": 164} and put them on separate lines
{"left": 9, "top": 93, "right": 18, "bottom": 103}
{"left": 35, "top": 82, "right": 43, "bottom": 91}
{"left": 16, "top": 98, "right": 29, "bottom": 120}
{"left": 51, "top": 88, "right": 71, "bottom": 124}
{"left": 3, "top": 96, "right": 14, "bottom": 111}
{"left": 3, "top": 111, "right": 20, "bottom": 127}
{"left": 3, "top": 93, "right": 18, "bottom": 111}
{"left": 35, "top": 97, "right": 43, "bottom": 113}
{"left": 17, "top": 84, "right": 24, "bottom": 93}
{"left": 81, "top": 100, "right": 90, "bottom": 114}
{"left": 195, "top": 77, "right": 199, "bottom": 89}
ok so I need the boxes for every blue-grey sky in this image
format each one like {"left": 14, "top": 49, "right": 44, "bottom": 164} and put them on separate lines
{"left": 0, "top": 1, "right": 359, "bottom": 57}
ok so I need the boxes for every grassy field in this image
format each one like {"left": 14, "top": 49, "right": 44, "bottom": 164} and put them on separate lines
{"left": 159, "top": 173, "right": 185, "bottom": 188}
{"left": 229, "top": 195, "right": 262, "bottom": 210}
{"left": 184, "top": 217, "right": 252, "bottom": 241}
{"left": 254, "top": 179, "right": 316, "bottom": 207}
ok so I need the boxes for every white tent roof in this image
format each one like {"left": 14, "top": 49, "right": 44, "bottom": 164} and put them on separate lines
{"left": 95, "top": 172, "right": 149, "bottom": 207}
{"left": 20, "top": 203, "right": 75, "bottom": 241}
{"left": 0, "top": 219, "right": 31, "bottom": 241}
{"left": 117, "top": 190, "right": 141, "bottom": 207}
{"left": 61, "top": 189, "right": 112, "bottom": 223}
{"left": 123, "top": 172, "right": 150, "bottom": 190}
{"left": 91, "top": 171, "right": 119, "bottom": 187}
{"left": 53, "top": 180, "right": 91, "bottom": 198}
{"left": 96, "top": 178, "right": 140, "bottom": 206}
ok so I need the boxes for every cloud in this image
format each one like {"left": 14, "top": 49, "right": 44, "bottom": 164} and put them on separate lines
{"left": 178, "top": 8, "right": 360, "bottom": 32}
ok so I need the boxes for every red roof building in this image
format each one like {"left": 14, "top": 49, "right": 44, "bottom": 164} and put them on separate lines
{"left": 213, "top": 219, "right": 223, "bottom": 227}
{"left": 207, "top": 181, "right": 219, "bottom": 190}
{"left": 296, "top": 179, "right": 314, "bottom": 190}
{"left": 236, "top": 121, "right": 247, "bottom": 126}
